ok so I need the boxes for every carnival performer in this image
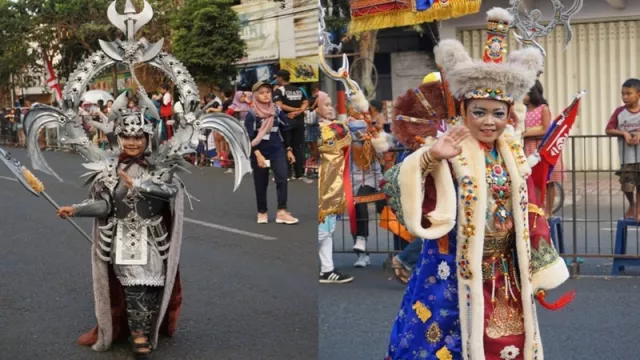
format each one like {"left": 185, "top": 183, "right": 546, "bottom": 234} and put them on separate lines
{"left": 384, "top": 9, "right": 572, "bottom": 360}
{"left": 18, "top": 1, "right": 252, "bottom": 358}
{"left": 317, "top": 90, "right": 354, "bottom": 284}
{"left": 56, "top": 94, "right": 184, "bottom": 359}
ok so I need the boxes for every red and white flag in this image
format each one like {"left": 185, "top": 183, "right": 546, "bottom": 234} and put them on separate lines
{"left": 44, "top": 53, "right": 62, "bottom": 102}
{"left": 531, "top": 91, "right": 586, "bottom": 201}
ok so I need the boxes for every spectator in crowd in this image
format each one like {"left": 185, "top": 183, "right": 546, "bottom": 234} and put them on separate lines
{"left": 229, "top": 90, "right": 252, "bottom": 122}
{"left": 522, "top": 80, "right": 564, "bottom": 216}
{"left": 0, "top": 108, "right": 6, "bottom": 144}
{"left": 198, "top": 94, "right": 222, "bottom": 167}
{"left": 160, "top": 83, "right": 173, "bottom": 140}
{"left": 304, "top": 84, "right": 321, "bottom": 175}
{"left": 6, "top": 108, "right": 17, "bottom": 146}
{"left": 221, "top": 90, "right": 233, "bottom": 112}
{"left": 369, "top": 100, "right": 386, "bottom": 130}
{"left": 605, "top": 78, "right": 640, "bottom": 221}
{"left": 273, "top": 69, "right": 310, "bottom": 182}
{"left": 245, "top": 81, "right": 298, "bottom": 225}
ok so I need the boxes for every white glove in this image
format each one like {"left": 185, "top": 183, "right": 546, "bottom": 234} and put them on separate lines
{"left": 166, "top": 120, "right": 175, "bottom": 126}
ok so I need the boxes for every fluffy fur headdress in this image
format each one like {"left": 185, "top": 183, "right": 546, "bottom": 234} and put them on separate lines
{"left": 434, "top": 39, "right": 542, "bottom": 104}
{"left": 434, "top": 7, "right": 543, "bottom": 105}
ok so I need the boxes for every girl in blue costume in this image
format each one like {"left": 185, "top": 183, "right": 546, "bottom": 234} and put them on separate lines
{"left": 383, "top": 8, "right": 573, "bottom": 360}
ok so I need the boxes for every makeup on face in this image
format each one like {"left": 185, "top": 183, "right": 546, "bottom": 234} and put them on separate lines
{"left": 464, "top": 99, "right": 509, "bottom": 143}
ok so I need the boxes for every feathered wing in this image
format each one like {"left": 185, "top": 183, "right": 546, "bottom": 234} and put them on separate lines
{"left": 23, "top": 105, "right": 107, "bottom": 181}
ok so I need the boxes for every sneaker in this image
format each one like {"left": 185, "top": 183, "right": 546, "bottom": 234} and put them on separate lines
{"left": 352, "top": 237, "right": 367, "bottom": 252}
{"left": 275, "top": 211, "right": 299, "bottom": 225}
{"left": 225, "top": 168, "right": 234, "bottom": 174}
{"left": 319, "top": 270, "right": 354, "bottom": 284}
{"left": 354, "top": 254, "right": 371, "bottom": 268}
{"left": 257, "top": 213, "right": 268, "bottom": 224}
{"left": 300, "top": 177, "right": 314, "bottom": 184}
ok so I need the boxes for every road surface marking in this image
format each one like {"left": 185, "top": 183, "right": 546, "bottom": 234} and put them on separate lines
{"left": 602, "top": 227, "right": 640, "bottom": 232}
{"left": 0, "top": 176, "right": 17, "bottom": 182}
{"left": 0, "top": 175, "right": 277, "bottom": 240}
{"left": 184, "top": 218, "right": 277, "bottom": 240}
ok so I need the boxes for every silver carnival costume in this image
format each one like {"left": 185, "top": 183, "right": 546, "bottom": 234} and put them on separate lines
{"left": 21, "top": 0, "right": 252, "bottom": 357}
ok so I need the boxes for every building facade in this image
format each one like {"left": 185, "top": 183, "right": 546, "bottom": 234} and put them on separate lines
{"left": 441, "top": 0, "right": 640, "bottom": 171}
{"left": 233, "top": 0, "right": 319, "bottom": 92}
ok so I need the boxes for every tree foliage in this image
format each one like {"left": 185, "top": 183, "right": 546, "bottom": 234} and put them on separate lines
{"left": 0, "top": 0, "right": 246, "bottom": 92}
{"left": 171, "top": 0, "right": 245, "bottom": 89}
{"left": 0, "top": 0, "right": 38, "bottom": 88}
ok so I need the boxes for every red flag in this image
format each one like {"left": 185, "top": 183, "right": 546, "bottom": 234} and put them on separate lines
{"left": 531, "top": 94, "right": 583, "bottom": 202}
{"left": 44, "top": 54, "right": 63, "bottom": 102}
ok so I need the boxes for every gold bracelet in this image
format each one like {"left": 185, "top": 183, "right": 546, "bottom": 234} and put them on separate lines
{"left": 420, "top": 149, "right": 439, "bottom": 172}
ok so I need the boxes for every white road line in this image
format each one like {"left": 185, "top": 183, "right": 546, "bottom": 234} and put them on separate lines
{"left": 0, "top": 175, "right": 17, "bottom": 182}
{"left": 0, "top": 174, "right": 277, "bottom": 240}
{"left": 601, "top": 227, "right": 640, "bottom": 232}
{"left": 184, "top": 218, "right": 277, "bottom": 240}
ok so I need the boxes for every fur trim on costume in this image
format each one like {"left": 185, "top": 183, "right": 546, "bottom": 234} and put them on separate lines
{"left": 532, "top": 256, "right": 570, "bottom": 293}
{"left": 486, "top": 7, "right": 513, "bottom": 23}
{"left": 508, "top": 47, "right": 545, "bottom": 76}
{"left": 397, "top": 147, "right": 457, "bottom": 240}
{"left": 350, "top": 92, "right": 369, "bottom": 113}
{"left": 371, "top": 132, "right": 392, "bottom": 153}
{"left": 434, "top": 39, "right": 542, "bottom": 103}
{"left": 446, "top": 135, "right": 541, "bottom": 359}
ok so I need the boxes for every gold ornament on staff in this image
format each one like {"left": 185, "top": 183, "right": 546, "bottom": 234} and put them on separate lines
{"left": 0, "top": 147, "right": 93, "bottom": 243}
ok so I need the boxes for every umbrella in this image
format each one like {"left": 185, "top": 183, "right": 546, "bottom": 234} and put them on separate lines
{"left": 81, "top": 90, "right": 114, "bottom": 105}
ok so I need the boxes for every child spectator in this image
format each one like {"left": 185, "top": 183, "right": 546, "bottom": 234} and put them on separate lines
{"left": 605, "top": 78, "right": 640, "bottom": 220}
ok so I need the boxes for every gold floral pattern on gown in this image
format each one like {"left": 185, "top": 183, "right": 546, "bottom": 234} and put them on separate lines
{"left": 482, "top": 148, "right": 525, "bottom": 343}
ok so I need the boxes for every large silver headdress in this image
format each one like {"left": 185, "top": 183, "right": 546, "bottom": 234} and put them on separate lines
{"left": 23, "top": 0, "right": 252, "bottom": 191}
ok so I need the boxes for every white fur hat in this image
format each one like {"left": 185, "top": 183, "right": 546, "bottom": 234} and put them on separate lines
{"left": 433, "top": 7, "right": 542, "bottom": 105}
{"left": 434, "top": 39, "right": 542, "bottom": 104}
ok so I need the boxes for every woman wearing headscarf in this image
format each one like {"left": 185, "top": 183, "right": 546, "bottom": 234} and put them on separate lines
{"left": 317, "top": 91, "right": 354, "bottom": 283}
{"left": 245, "top": 82, "right": 298, "bottom": 225}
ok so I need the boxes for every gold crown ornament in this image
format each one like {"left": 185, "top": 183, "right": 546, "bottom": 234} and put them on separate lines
{"left": 483, "top": 8, "right": 514, "bottom": 64}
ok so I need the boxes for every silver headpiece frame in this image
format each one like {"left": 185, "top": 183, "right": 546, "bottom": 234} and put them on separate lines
{"left": 508, "top": 0, "right": 583, "bottom": 56}
{"left": 22, "top": 0, "right": 252, "bottom": 191}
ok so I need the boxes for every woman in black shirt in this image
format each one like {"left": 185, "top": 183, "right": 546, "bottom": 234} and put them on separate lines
{"left": 245, "top": 82, "right": 299, "bottom": 225}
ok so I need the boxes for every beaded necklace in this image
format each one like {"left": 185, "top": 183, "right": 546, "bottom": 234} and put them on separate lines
{"left": 485, "top": 147, "right": 513, "bottom": 231}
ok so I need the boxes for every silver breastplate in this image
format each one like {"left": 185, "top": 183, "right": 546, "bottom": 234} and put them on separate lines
{"left": 96, "top": 163, "right": 171, "bottom": 264}
{"left": 112, "top": 164, "right": 170, "bottom": 220}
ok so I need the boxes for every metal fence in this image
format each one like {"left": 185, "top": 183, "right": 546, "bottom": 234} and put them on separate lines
{"left": 333, "top": 135, "right": 640, "bottom": 275}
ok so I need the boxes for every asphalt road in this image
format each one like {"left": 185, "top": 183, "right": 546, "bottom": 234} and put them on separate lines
{"left": 320, "top": 254, "right": 640, "bottom": 360}
{"left": 0, "top": 148, "right": 318, "bottom": 360}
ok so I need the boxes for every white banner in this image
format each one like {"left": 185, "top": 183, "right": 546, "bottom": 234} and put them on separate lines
{"left": 233, "top": 2, "right": 280, "bottom": 64}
